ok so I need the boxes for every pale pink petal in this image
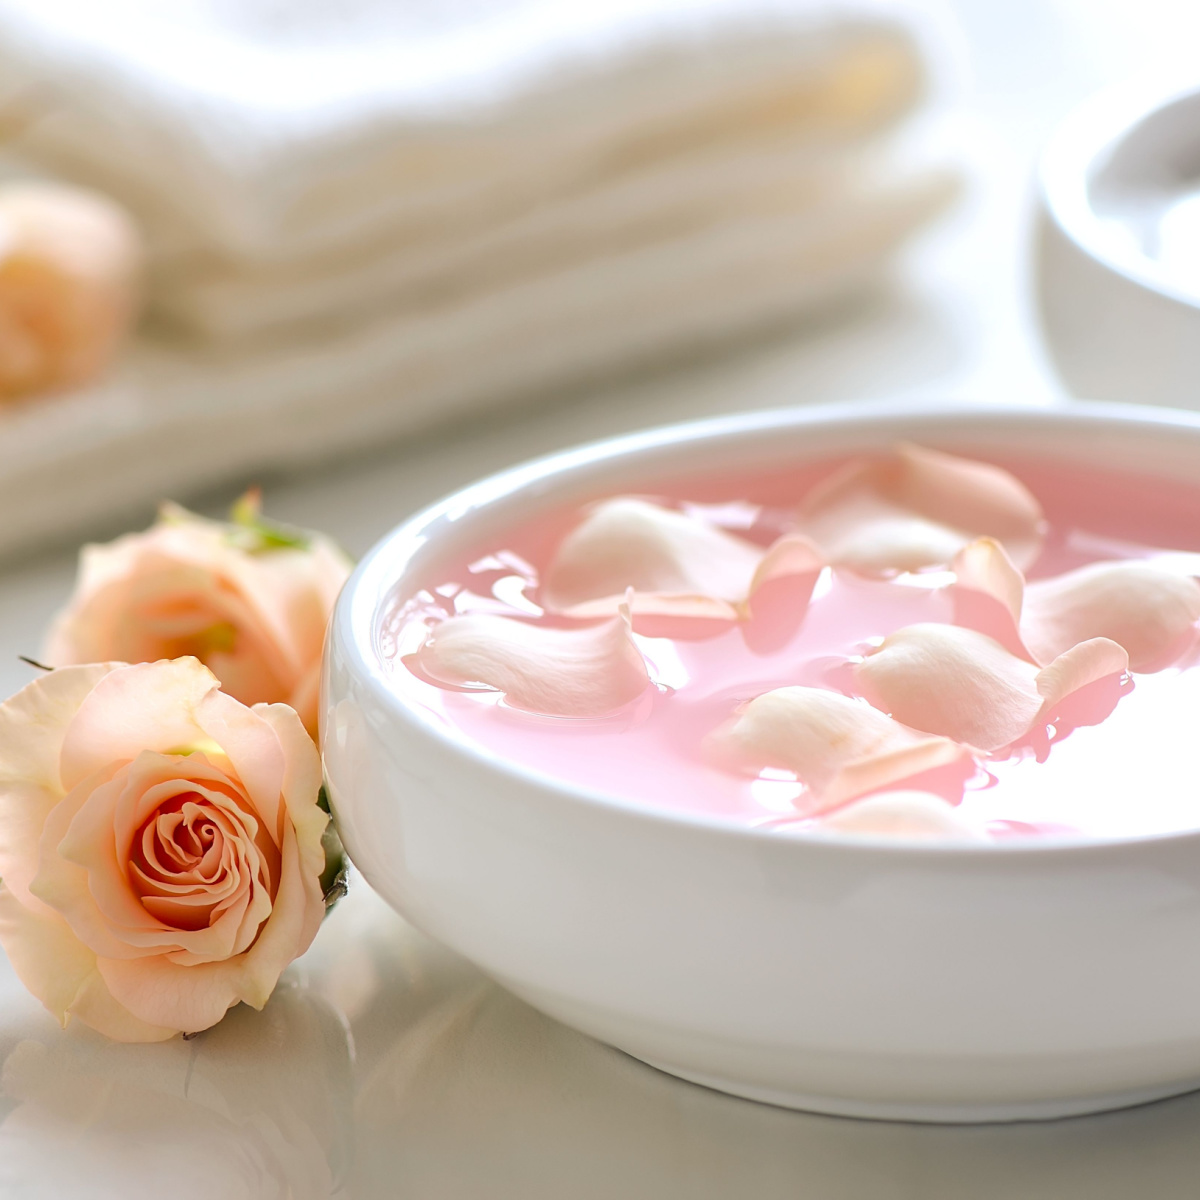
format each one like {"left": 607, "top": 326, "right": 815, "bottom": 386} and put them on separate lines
{"left": 713, "top": 686, "right": 969, "bottom": 808}
{"left": 565, "top": 591, "right": 738, "bottom": 640}
{"left": 797, "top": 444, "right": 1045, "bottom": 573}
{"left": 287, "top": 662, "right": 322, "bottom": 739}
{"left": 741, "top": 535, "right": 826, "bottom": 652}
{"left": 29, "top": 767, "right": 139, "bottom": 961}
{"left": 45, "top": 510, "right": 349, "bottom": 719}
{"left": 56, "top": 771, "right": 269, "bottom": 962}
{"left": 816, "top": 791, "right": 986, "bottom": 840}
{"left": 0, "top": 662, "right": 119, "bottom": 794}
{"left": 950, "top": 538, "right": 1031, "bottom": 659}
{"left": 99, "top": 948, "right": 244, "bottom": 1034}
{"left": 1023, "top": 562, "right": 1200, "bottom": 672}
{"left": 416, "top": 610, "right": 650, "bottom": 717}
{"left": 542, "top": 498, "right": 763, "bottom": 614}
{"left": 42, "top": 534, "right": 149, "bottom": 665}
{"left": 855, "top": 624, "right": 1042, "bottom": 752}
{"left": 0, "top": 885, "right": 175, "bottom": 1041}
{"left": 0, "top": 664, "right": 120, "bottom": 916}
{"left": 1034, "top": 637, "right": 1129, "bottom": 713}
{"left": 254, "top": 703, "right": 329, "bottom": 879}
{"left": 0, "top": 784, "right": 66, "bottom": 914}
{"left": 100, "top": 823, "right": 321, "bottom": 1029}
{"left": 194, "top": 689, "right": 287, "bottom": 834}
{"left": 58, "top": 658, "right": 220, "bottom": 791}
{"left": 232, "top": 823, "right": 324, "bottom": 1009}
{"left": 32, "top": 766, "right": 200, "bottom": 961}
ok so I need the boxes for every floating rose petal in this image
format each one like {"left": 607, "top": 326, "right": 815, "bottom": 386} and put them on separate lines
{"left": 816, "top": 791, "right": 986, "bottom": 840}
{"left": 741, "top": 534, "right": 826, "bottom": 652}
{"left": 542, "top": 498, "right": 761, "bottom": 612}
{"left": 951, "top": 540, "right": 1200, "bottom": 673}
{"left": 1034, "top": 635, "right": 1129, "bottom": 710}
{"left": 797, "top": 443, "right": 1045, "bottom": 573}
{"left": 1022, "top": 561, "right": 1200, "bottom": 672}
{"left": 856, "top": 625, "right": 1039, "bottom": 751}
{"left": 713, "top": 686, "right": 969, "bottom": 808}
{"left": 855, "top": 623, "right": 1128, "bottom": 752}
{"left": 542, "top": 497, "right": 825, "bottom": 641}
{"left": 415, "top": 609, "right": 649, "bottom": 718}
{"left": 950, "top": 538, "right": 1029, "bottom": 658}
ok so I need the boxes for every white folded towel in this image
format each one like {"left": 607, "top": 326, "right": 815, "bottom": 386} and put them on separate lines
{"left": 0, "top": 0, "right": 957, "bottom": 558}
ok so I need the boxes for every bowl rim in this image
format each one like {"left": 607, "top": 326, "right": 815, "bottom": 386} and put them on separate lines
{"left": 1039, "top": 70, "right": 1200, "bottom": 311}
{"left": 330, "top": 396, "right": 1200, "bottom": 857}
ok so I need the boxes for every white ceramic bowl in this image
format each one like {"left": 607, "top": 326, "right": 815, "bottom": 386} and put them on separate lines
{"left": 1037, "top": 75, "right": 1200, "bottom": 408}
{"left": 323, "top": 399, "right": 1200, "bottom": 1123}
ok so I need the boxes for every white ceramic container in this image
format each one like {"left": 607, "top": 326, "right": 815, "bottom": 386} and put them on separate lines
{"left": 322, "top": 399, "right": 1200, "bottom": 1123}
{"left": 1037, "top": 75, "right": 1200, "bottom": 408}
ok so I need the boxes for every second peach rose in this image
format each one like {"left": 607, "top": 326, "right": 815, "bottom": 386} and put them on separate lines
{"left": 45, "top": 497, "right": 352, "bottom": 738}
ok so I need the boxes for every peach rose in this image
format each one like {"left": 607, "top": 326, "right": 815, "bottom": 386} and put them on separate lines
{"left": 0, "top": 182, "right": 143, "bottom": 398}
{"left": 45, "top": 495, "right": 352, "bottom": 738}
{"left": 0, "top": 657, "right": 329, "bottom": 1041}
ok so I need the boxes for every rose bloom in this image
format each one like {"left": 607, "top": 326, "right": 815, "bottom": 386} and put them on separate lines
{"left": 45, "top": 498, "right": 352, "bottom": 738}
{"left": 0, "top": 182, "right": 142, "bottom": 398}
{"left": 0, "top": 657, "right": 329, "bottom": 1041}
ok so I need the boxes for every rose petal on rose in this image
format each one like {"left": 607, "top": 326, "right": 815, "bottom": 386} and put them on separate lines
{"left": 44, "top": 506, "right": 352, "bottom": 733}
{"left": 99, "top": 821, "right": 317, "bottom": 1029}
{"left": 415, "top": 609, "right": 650, "bottom": 718}
{"left": 233, "top": 831, "right": 323, "bottom": 1011}
{"left": 194, "top": 688, "right": 289, "bottom": 836}
{"left": 797, "top": 443, "right": 1045, "bottom": 573}
{"left": 855, "top": 624, "right": 1043, "bottom": 752}
{"left": 58, "top": 658, "right": 221, "bottom": 791}
{"left": 37, "top": 759, "right": 254, "bottom": 962}
{"left": 542, "top": 497, "right": 763, "bottom": 615}
{"left": 713, "top": 686, "right": 969, "bottom": 807}
{"left": 816, "top": 791, "right": 987, "bottom": 840}
{"left": 255, "top": 703, "right": 328, "bottom": 882}
{"left": 950, "top": 538, "right": 1031, "bottom": 659}
{"left": 0, "top": 885, "right": 175, "bottom": 1042}
{"left": 0, "top": 664, "right": 122, "bottom": 914}
{"left": 1022, "top": 561, "right": 1200, "bottom": 672}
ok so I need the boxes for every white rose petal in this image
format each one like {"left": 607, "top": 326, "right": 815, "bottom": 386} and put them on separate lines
{"left": 796, "top": 443, "right": 1045, "bottom": 574}
{"left": 713, "top": 686, "right": 968, "bottom": 808}
{"left": 416, "top": 609, "right": 650, "bottom": 718}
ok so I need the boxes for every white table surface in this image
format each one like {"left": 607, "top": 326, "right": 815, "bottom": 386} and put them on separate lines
{"left": 2, "top": 2, "right": 1199, "bottom": 1196}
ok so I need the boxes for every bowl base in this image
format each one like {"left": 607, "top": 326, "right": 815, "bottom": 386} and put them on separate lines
{"left": 499, "top": 976, "right": 1200, "bottom": 1125}
{"left": 627, "top": 1054, "right": 1200, "bottom": 1125}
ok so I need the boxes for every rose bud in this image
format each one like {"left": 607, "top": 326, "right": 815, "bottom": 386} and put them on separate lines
{"left": 0, "top": 182, "right": 142, "bottom": 397}
{"left": 0, "top": 657, "right": 332, "bottom": 1041}
{"left": 45, "top": 492, "right": 353, "bottom": 739}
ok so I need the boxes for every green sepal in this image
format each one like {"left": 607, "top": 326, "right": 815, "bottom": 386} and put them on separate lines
{"left": 226, "top": 488, "right": 311, "bottom": 554}
{"left": 318, "top": 786, "right": 348, "bottom": 911}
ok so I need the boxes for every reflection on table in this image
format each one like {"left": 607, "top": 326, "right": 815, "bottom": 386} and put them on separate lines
{"left": 1, "top": 875, "right": 1198, "bottom": 1199}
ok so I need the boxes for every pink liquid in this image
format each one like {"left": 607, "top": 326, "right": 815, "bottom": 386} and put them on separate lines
{"left": 381, "top": 455, "right": 1200, "bottom": 840}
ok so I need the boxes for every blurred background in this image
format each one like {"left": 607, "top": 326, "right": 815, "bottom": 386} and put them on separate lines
{"left": 0, "top": 0, "right": 1194, "bottom": 580}
{"left": 2, "top": 1, "right": 1200, "bottom": 1195}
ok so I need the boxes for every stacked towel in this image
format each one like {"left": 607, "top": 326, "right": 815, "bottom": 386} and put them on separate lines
{"left": 0, "top": 0, "right": 957, "bottom": 557}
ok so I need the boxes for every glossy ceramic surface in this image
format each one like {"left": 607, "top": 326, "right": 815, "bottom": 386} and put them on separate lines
{"left": 1037, "top": 75, "right": 1200, "bottom": 408}
{"left": 323, "top": 400, "right": 1200, "bottom": 1122}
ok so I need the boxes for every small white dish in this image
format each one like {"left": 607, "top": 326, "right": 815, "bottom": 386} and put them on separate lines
{"left": 1038, "top": 74, "right": 1200, "bottom": 408}
{"left": 322, "top": 399, "right": 1200, "bottom": 1123}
